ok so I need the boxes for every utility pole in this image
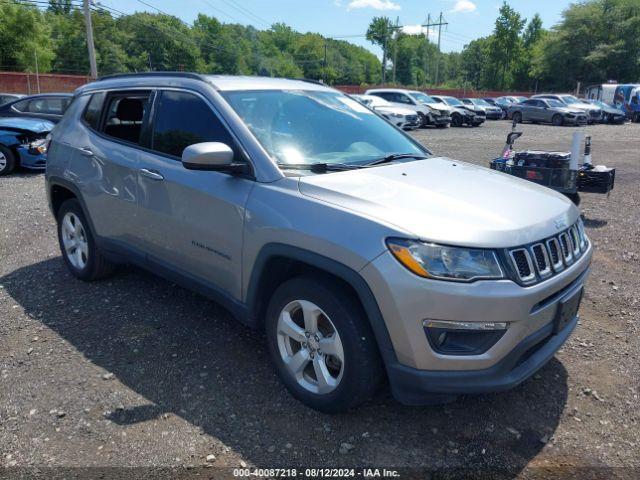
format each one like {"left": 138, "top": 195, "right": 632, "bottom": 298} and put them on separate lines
{"left": 423, "top": 14, "right": 431, "bottom": 84}
{"left": 83, "top": 0, "right": 98, "bottom": 78}
{"left": 34, "top": 50, "right": 40, "bottom": 94}
{"left": 423, "top": 12, "right": 448, "bottom": 85}
{"left": 323, "top": 41, "right": 328, "bottom": 84}
{"left": 392, "top": 16, "right": 400, "bottom": 84}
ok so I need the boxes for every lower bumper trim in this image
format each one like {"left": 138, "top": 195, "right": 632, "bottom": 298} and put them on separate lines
{"left": 387, "top": 315, "right": 578, "bottom": 406}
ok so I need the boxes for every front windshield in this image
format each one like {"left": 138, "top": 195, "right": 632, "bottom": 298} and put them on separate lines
{"left": 547, "top": 99, "right": 565, "bottom": 108}
{"left": 471, "top": 99, "right": 490, "bottom": 106}
{"left": 409, "top": 92, "right": 435, "bottom": 104}
{"left": 591, "top": 100, "right": 607, "bottom": 108}
{"left": 561, "top": 95, "right": 580, "bottom": 104}
{"left": 222, "top": 90, "right": 427, "bottom": 167}
{"left": 443, "top": 96, "right": 463, "bottom": 106}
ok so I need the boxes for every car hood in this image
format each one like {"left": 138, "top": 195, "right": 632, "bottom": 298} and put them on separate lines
{"left": 557, "top": 107, "right": 586, "bottom": 115}
{"left": 424, "top": 101, "right": 451, "bottom": 113}
{"left": 297, "top": 158, "right": 577, "bottom": 248}
{"left": 374, "top": 106, "right": 415, "bottom": 116}
{"left": 0, "top": 117, "right": 54, "bottom": 133}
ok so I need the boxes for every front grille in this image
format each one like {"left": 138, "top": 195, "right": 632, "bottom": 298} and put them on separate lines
{"left": 589, "top": 110, "right": 600, "bottom": 118}
{"left": 506, "top": 221, "right": 588, "bottom": 284}
{"left": 406, "top": 115, "right": 418, "bottom": 123}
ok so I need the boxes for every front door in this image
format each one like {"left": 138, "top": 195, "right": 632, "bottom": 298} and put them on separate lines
{"left": 136, "top": 90, "right": 254, "bottom": 300}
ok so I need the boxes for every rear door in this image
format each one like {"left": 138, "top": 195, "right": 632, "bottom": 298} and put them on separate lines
{"left": 136, "top": 89, "right": 254, "bottom": 300}
{"left": 68, "top": 90, "right": 152, "bottom": 251}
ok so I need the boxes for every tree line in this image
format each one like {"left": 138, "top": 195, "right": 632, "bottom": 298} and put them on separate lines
{"left": 0, "top": 0, "right": 638, "bottom": 92}
{"left": 370, "top": 0, "right": 640, "bottom": 92}
{"left": 0, "top": 0, "right": 382, "bottom": 84}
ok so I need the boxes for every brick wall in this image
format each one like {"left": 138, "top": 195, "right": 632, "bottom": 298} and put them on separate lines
{"left": 0, "top": 71, "right": 92, "bottom": 94}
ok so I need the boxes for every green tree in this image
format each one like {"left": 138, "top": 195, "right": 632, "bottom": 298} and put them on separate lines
{"left": 488, "top": 2, "right": 526, "bottom": 89}
{"left": 366, "top": 16, "right": 393, "bottom": 81}
{"left": 0, "top": 3, "right": 53, "bottom": 72}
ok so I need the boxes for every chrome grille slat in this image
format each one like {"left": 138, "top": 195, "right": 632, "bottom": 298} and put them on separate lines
{"left": 531, "top": 243, "right": 551, "bottom": 277}
{"left": 507, "top": 221, "right": 586, "bottom": 284}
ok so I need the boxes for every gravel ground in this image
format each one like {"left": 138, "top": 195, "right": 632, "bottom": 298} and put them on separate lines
{"left": 0, "top": 120, "right": 638, "bottom": 479}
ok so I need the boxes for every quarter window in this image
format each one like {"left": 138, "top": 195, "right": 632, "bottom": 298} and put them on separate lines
{"left": 83, "top": 92, "right": 106, "bottom": 130}
{"left": 152, "top": 91, "right": 235, "bottom": 158}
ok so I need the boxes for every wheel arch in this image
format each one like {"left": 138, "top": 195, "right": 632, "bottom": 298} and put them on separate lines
{"left": 245, "top": 244, "right": 397, "bottom": 364}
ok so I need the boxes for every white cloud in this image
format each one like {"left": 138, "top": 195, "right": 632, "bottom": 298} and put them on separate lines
{"left": 401, "top": 24, "right": 439, "bottom": 40}
{"left": 346, "top": 0, "right": 401, "bottom": 11}
{"left": 451, "top": 0, "right": 477, "bottom": 14}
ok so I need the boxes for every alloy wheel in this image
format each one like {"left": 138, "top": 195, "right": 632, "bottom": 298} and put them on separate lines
{"left": 0, "top": 150, "right": 6, "bottom": 172}
{"left": 276, "top": 299, "right": 344, "bottom": 395}
{"left": 61, "top": 212, "right": 89, "bottom": 270}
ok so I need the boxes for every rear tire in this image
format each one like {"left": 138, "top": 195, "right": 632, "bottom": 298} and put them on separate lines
{"left": 57, "top": 199, "right": 116, "bottom": 281}
{"left": 0, "top": 145, "right": 16, "bottom": 176}
{"left": 265, "top": 275, "right": 383, "bottom": 413}
{"left": 417, "top": 112, "right": 427, "bottom": 127}
{"left": 512, "top": 112, "right": 522, "bottom": 124}
{"left": 552, "top": 114, "right": 563, "bottom": 126}
{"left": 451, "top": 113, "right": 463, "bottom": 127}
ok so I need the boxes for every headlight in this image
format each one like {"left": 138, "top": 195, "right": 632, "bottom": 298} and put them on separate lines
{"left": 386, "top": 238, "right": 504, "bottom": 281}
{"left": 28, "top": 138, "right": 48, "bottom": 154}
{"left": 390, "top": 113, "right": 404, "bottom": 118}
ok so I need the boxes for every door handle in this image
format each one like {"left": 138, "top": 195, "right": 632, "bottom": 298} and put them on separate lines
{"left": 139, "top": 168, "right": 164, "bottom": 181}
{"left": 79, "top": 147, "right": 94, "bottom": 157}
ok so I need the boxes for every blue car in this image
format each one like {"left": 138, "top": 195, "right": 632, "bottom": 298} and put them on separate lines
{"left": 0, "top": 117, "right": 53, "bottom": 175}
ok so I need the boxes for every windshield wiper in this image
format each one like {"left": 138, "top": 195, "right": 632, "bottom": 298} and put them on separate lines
{"left": 364, "top": 153, "right": 429, "bottom": 166}
{"left": 277, "top": 162, "right": 364, "bottom": 173}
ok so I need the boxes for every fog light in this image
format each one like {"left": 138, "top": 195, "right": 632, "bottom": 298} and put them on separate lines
{"left": 423, "top": 320, "right": 508, "bottom": 356}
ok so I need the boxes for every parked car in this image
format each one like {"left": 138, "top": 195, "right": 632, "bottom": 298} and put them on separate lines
{"left": 583, "top": 99, "right": 626, "bottom": 124}
{"left": 532, "top": 94, "right": 601, "bottom": 124}
{"left": 352, "top": 94, "right": 420, "bottom": 130}
{"left": 492, "top": 96, "right": 517, "bottom": 116}
{"left": 508, "top": 98, "right": 588, "bottom": 126}
{"left": 430, "top": 95, "right": 484, "bottom": 126}
{"left": 364, "top": 88, "right": 451, "bottom": 128}
{"left": 0, "top": 93, "right": 24, "bottom": 106}
{"left": 0, "top": 93, "right": 73, "bottom": 123}
{"left": 0, "top": 117, "right": 52, "bottom": 175}
{"left": 47, "top": 73, "right": 591, "bottom": 413}
{"left": 460, "top": 98, "right": 504, "bottom": 119}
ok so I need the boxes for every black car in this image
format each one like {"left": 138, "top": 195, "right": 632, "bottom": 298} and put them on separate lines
{"left": 0, "top": 93, "right": 73, "bottom": 123}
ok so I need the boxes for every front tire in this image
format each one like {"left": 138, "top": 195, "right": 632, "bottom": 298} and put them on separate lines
{"left": 0, "top": 145, "right": 16, "bottom": 176}
{"left": 451, "top": 113, "right": 463, "bottom": 127}
{"left": 57, "top": 199, "right": 115, "bottom": 281}
{"left": 266, "top": 275, "right": 383, "bottom": 413}
{"left": 552, "top": 114, "right": 563, "bottom": 126}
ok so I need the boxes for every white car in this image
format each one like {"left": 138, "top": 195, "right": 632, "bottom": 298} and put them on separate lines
{"left": 352, "top": 95, "right": 420, "bottom": 130}
{"left": 364, "top": 88, "right": 451, "bottom": 128}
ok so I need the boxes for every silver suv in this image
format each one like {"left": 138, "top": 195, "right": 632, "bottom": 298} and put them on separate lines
{"left": 46, "top": 73, "right": 592, "bottom": 413}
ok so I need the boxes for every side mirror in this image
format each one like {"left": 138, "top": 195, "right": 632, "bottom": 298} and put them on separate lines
{"left": 181, "top": 142, "right": 244, "bottom": 173}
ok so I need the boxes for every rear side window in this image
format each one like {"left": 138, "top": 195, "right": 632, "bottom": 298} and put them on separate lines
{"left": 100, "top": 92, "right": 151, "bottom": 145}
{"left": 12, "top": 99, "right": 29, "bottom": 112}
{"left": 27, "top": 97, "right": 70, "bottom": 114}
{"left": 83, "top": 92, "right": 106, "bottom": 129}
{"left": 152, "top": 90, "right": 235, "bottom": 158}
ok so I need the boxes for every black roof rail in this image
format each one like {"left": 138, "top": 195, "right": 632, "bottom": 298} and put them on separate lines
{"left": 96, "top": 71, "right": 207, "bottom": 82}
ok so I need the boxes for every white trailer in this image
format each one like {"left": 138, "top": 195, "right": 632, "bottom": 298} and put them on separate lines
{"left": 585, "top": 83, "right": 618, "bottom": 105}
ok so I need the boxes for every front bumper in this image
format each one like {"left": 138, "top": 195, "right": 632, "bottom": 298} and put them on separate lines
{"left": 387, "top": 314, "right": 578, "bottom": 405}
{"left": 17, "top": 146, "right": 47, "bottom": 170}
{"left": 360, "top": 242, "right": 592, "bottom": 404}
{"left": 485, "top": 110, "right": 504, "bottom": 120}
{"left": 431, "top": 115, "right": 452, "bottom": 126}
